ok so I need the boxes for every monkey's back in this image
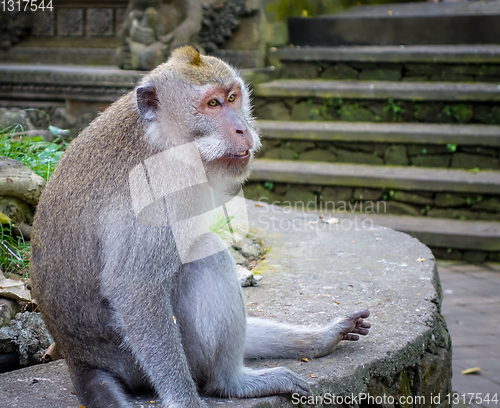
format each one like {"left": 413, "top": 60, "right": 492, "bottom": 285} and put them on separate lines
{"left": 30, "top": 92, "right": 160, "bottom": 363}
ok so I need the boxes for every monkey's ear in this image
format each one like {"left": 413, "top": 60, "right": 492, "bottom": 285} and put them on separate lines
{"left": 137, "top": 85, "right": 159, "bottom": 121}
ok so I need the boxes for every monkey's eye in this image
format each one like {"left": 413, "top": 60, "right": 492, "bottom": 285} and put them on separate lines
{"left": 228, "top": 94, "right": 236, "bottom": 102}
{"left": 208, "top": 99, "right": 219, "bottom": 107}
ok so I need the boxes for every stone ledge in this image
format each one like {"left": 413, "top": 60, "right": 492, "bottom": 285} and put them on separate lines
{"left": 272, "top": 45, "right": 500, "bottom": 64}
{"left": 254, "top": 80, "right": 500, "bottom": 102}
{"left": 0, "top": 202, "right": 451, "bottom": 407}
{"left": 288, "top": 2, "right": 500, "bottom": 46}
{"left": 257, "top": 120, "right": 500, "bottom": 147}
{"left": 250, "top": 159, "right": 500, "bottom": 195}
{"left": 333, "top": 213, "right": 500, "bottom": 252}
{"left": 0, "top": 63, "right": 271, "bottom": 104}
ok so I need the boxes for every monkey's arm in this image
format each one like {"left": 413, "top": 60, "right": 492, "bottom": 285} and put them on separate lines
{"left": 100, "top": 225, "right": 207, "bottom": 407}
{"left": 244, "top": 310, "right": 370, "bottom": 360}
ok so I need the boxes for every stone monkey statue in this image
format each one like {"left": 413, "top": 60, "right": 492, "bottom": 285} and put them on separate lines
{"left": 30, "top": 46, "right": 371, "bottom": 408}
{"left": 117, "top": 0, "right": 203, "bottom": 70}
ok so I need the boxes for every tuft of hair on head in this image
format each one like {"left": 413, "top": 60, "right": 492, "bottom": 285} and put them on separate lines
{"left": 171, "top": 45, "right": 203, "bottom": 67}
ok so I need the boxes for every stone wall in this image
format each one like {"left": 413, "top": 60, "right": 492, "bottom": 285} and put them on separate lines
{"left": 277, "top": 60, "right": 500, "bottom": 82}
{"left": 244, "top": 182, "right": 500, "bottom": 221}
{"left": 256, "top": 137, "right": 500, "bottom": 170}
{"left": 31, "top": 5, "right": 126, "bottom": 39}
{"left": 254, "top": 97, "right": 500, "bottom": 125}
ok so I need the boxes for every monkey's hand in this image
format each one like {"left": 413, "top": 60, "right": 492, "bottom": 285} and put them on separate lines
{"left": 313, "top": 309, "right": 371, "bottom": 358}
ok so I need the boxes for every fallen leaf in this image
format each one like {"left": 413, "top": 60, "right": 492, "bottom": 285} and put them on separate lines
{"left": 333, "top": 300, "right": 340, "bottom": 304}
{"left": 0, "top": 279, "right": 31, "bottom": 301}
{"left": 0, "top": 212, "right": 12, "bottom": 225}
{"left": 322, "top": 217, "right": 339, "bottom": 224}
{"left": 254, "top": 203, "right": 263, "bottom": 207}
{"left": 301, "top": 358, "right": 309, "bottom": 362}
{"left": 417, "top": 258, "right": 425, "bottom": 262}
{"left": 309, "top": 374, "right": 318, "bottom": 378}
{"left": 461, "top": 367, "right": 482, "bottom": 375}
{"left": 42, "top": 342, "right": 62, "bottom": 362}
{"left": 172, "top": 316, "right": 177, "bottom": 324}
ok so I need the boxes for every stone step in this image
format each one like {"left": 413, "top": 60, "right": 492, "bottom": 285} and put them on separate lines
{"left": 288, "top": 1, "right": 500, "bottom": 46}
{"left": 337, "top": 213, "right": 500, "bottom": 253}
{"left": 254, "top": 79, "right": 500, "bottom": 102}
{"left": 272, "top": 45, "right": 500, "bottom": 65}
{"left": 249, "top": 159, "right": 500, "bottom": 195}
{"left": 270, "top": 46, "right": 500, "bottom": 83}
{"left": 257, "top": 120, "right": 500, "bottom": 147}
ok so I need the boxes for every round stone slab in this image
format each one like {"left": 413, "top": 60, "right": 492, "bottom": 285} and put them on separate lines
{"left": 0, "top": 202, "right": 452, "bottom": 407}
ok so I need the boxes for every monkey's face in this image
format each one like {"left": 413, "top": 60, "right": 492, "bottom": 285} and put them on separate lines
{"left": 136, "top": 46, "right": 261, "bottom": 187}
{"left": 194, "top": 82, "right": 259, "bottom": 181}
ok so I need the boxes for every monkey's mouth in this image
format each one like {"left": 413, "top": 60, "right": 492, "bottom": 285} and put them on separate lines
{"left": 225, "top": 150, "right": 249, "bottom": 159}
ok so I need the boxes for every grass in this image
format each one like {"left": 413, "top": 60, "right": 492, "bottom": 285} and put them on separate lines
{"left": 0, "top": 121, "right": 67, "bottom": 181}
{"left": 0, "top": 223, "right": 30, "bottom": 278}
{"left": 0, "top": 112, "right": 68, "bottom": 275}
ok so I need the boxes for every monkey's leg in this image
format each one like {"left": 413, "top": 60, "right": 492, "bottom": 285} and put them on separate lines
{"left": 100, "top": 228, "right": 209, "bottom": 408}
{"left": 71, "top": 365, "right": 132, "bottom": 408}
{"left": 176, "top": 239, "right": 312, "bottom": 399}
{"left": 244, "top": 309, "right": 371, "bottom": 360}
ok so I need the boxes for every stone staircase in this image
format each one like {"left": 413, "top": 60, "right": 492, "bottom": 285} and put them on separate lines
{"left": 244, "top": 45, "right": 500, "bottom": 263}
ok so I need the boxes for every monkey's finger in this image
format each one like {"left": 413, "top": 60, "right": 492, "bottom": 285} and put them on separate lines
{"left": 352, "top": 328, "right": 369, "bottom": 335}
{"left": 357, "top": 321, "right": 371, "bottom": 329}
{"left": 343, "top": 334, "right": 360, "bottom": 341}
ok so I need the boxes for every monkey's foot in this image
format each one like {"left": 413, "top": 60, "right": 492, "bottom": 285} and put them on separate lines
{"left": 340, "top": 309, "right": 371, "bottom": 341}
{"left": 206, "top": 366, "right": 311, "bottom": 398}
{"left": 313, "top": 309, "right": 371, "bottom": 358}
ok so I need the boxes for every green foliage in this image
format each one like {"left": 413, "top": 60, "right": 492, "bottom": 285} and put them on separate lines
{"left": 383, "top": 98, "right": 405, "bottom": 120}
{"left": 0, "top": 113, "right": 68, "bottom": 275}
{"left": 0, "top": 223, "right": 30, "bottom": 276}
{"left": 446, "top": 143, "right": 457, "bottom": 152}
{"left": 264, "top": 181, "right": 274, "bottom": 191}
{"left": 0, "top": 122, "right": 68, "bottom": 180}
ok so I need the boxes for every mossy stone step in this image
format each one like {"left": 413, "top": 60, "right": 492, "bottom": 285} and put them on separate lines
{"left": 271, "top": 46, "right": 500, "bottom": 82}
{"left": 249, "top": 159, "right": 500, "bottom": 194}
{"left": 336, "top": 213, "right": 500, "bottom": 252}
{"left": 288, "top": 1, "right": 500, "bottom": 47}
{"left": 254, "top": 80, "right": 500, "bottom": 102}
{"left": 257, "top": 120, "right": 500, "bottom": 147}
{"left": 272, "top": 45, "right": 500, "bottom": 64}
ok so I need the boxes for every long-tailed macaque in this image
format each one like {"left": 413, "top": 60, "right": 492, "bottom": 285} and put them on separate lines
{"left": 30, "top": 46, "right": 371, "bottom": 408}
